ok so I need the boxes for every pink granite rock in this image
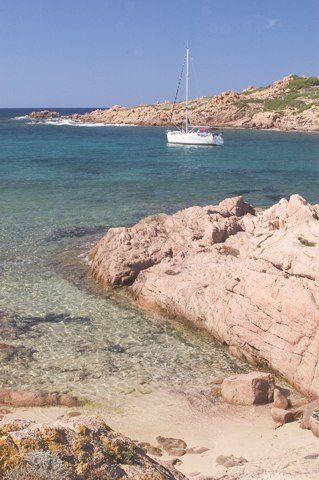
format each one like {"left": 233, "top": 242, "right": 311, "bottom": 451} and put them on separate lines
{"left": 0, "top": 416, "right": 186, "bottom": 479}
{"left": 28, "top": 75, "right": 319, "bottom": 132}
{"left": 309, "top": 410, "right": 319, "bottom": 438}
{"left": 89, "top": 194, "right": 319, "bottom": 397}
{"left": 300, "top": 399, "right": 319, "bottom": 429}
{"left": 221, "top": 372, "right": 275, "bottom": 405}
{"left": 270, "top": 407, "right": 295, "bottom": 425}
{"left": 0, "top": 389, "right": 82, "bottom": 407}
{"left": 273, "top": 388, "right": 289, "bottom": 409}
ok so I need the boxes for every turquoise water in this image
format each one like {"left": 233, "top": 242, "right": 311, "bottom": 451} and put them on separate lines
{"left": 1, "top": 108, "right": 319, "bottom": 402}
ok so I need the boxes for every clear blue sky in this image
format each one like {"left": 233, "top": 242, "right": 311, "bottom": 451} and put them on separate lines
{"left": 1, "top": 0, "right": 318, "bottom": 107}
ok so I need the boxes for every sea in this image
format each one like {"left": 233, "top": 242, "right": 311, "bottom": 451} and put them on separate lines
{"left": 1, "top": 107, "right": 319, "bottom": 404}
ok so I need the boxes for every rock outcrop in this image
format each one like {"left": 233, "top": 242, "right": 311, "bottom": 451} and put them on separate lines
{"left": 0, "top": 415, "right": 186, "bottom": 479}
{"left": 28, "top": 110, "right": 61, "bottom": 119}
{"left": 89, "top": 194, "right": 319, "bottom": 397}
{"left": 28, "top": 75, "right": 319, "bottom": 131}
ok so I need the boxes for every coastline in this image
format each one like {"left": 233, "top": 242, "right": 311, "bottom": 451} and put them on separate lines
{"left": 25, "top": 112, "right": 319, "bottom": 134}
{"left": 26, "top": 74, "right": 319, "bottom": 134}
{"left": 89, "top": 194, "right": 319, "bottom": 399}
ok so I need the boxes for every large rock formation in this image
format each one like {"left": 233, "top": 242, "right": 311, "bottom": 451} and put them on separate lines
{"left": 89, "top": 195, "right": 319, "bottom": 397}
{"left": 0, "top": 415, "right": 186, "bottom": 479}
{"left": 28, "top": 75, "right": 319, "bottom": 131}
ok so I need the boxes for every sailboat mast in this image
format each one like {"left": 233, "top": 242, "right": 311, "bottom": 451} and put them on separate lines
{"left": 185, "top": 48, "right": 189, "bottom": 133}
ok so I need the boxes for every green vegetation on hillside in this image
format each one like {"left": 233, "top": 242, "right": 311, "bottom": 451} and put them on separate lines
{"left": 236, "top": 98, "right": 263, "bottom": 109}
{"left": 264, "top": 92, "right": 304, "bottom": 111}
{"left": 263, "top": 76, "right": 319, "bottom": 111}
{"left": 237, "top": 75, "right": 319, "bottom": 113}
{"left": 139, "top": 75, "right": 319, "bottom": 120}
{"left": 289, "top": 75, "right": 319, "bottom": 90}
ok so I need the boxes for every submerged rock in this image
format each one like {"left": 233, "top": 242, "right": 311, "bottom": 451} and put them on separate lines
{"left": 47, "top": 224, "right": 108, "bottom": 241}
{"left": 0, "top": 389, "right": 82, "bottom": 407}
{"left": 0, "top": 343, "right": 36, "bottom": 363}
{"left": 89, "top": 194, "right": 319, "bottom": 397}
{"left": 0, "top": 310, "right": 90, "bottom": 340}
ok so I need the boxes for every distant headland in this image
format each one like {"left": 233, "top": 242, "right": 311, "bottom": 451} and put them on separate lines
{"left": 28, "top": 74, "right": 319, "bottom": 132}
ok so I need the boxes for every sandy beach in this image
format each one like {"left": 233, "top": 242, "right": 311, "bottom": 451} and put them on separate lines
{"left": 2, "top": 385, "right": 318, "bottom": 479}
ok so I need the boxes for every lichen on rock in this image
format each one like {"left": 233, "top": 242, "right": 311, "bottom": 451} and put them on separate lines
{"left": 0, "top": 416, "right": 186, "bottom": 479}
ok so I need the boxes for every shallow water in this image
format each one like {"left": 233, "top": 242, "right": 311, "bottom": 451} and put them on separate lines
{"left": 1, "top": 108, "right": 318, "bottom": 402}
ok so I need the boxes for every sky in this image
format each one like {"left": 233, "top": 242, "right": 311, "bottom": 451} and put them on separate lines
{"left": 0, "top": 0, "right": 318, "bottom": 107}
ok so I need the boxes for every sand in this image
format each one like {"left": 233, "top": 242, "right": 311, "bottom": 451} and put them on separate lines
{"left": 1, "top": 385, "right": 319, "bottom": 479}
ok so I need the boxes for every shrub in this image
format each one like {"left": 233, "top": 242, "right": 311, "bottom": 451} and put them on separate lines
{"left": 264, "top": 92, "right": 300, "bottom": 111}
{"left": 4, "top": 451, "right": 73, "bottom": 480}
{"left": 289, "top": 75, "right": 319, "bottom": 91}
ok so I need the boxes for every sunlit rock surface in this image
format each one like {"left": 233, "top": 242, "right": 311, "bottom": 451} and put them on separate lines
{"left": 90, "top": 195, "right": 319, "bottom": 397}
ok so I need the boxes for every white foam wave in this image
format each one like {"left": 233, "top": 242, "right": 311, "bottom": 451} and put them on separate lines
{"left": 12, "top": 115, "right": 28, "bottom": 120}
{"left": 29, "top": 119, "right": 136, "bottom": 127}
{"left": 74, "top": 122, "right": 136, "bottom": 127}
{"left": 44, "top": 119, "right": 74, "bottom": 126}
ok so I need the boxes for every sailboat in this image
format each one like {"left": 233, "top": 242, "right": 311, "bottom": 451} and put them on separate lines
{"left": 166, "top": 48, "right": 224, "bottom": 146}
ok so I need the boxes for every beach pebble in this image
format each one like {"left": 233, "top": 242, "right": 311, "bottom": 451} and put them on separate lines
{"left": 67, "top": 411, "right": 82, "bottom": 418}
{"left": 137, "top": 442, "right": 162, "bottom": 457}
{"left": 147, "top": 446, "right": 163, "bottom": 457}
{"left": 216, "top": 454, "right": 248, "bottom": 468}
{"left": 157, "top": 435, "right": 187, "bottom": 456}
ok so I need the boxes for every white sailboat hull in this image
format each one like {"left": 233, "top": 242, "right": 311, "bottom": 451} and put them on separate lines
{"left": 167, "top": 130, "right": 224, "bottom": 146}
{"left": 167, "top": 48, "right": 224, "bottom": 147}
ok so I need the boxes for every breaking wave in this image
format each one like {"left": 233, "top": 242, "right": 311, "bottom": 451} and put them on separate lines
{"left": 27, "top": 119, "right": 136, "bottom": 127}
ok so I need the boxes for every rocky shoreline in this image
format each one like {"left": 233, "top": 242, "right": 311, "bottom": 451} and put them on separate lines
{"left": 89, "top": 194, "right": 319, "bottom": 398}
{"left": 28, "top": 74, "right": 319, "bottom": 132}
{"left": 2, "top": 370, "right": 319, "bottom": 479}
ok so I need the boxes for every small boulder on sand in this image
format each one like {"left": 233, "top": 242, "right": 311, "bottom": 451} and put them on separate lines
{"left": 273, "top": 387, "right": 289, "bottom": 409}
{"left": 271, "top": 407, "right": 295, "bottom": 425}
{"left": 221, "top": 372, "right": 275, "bottom": 405}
